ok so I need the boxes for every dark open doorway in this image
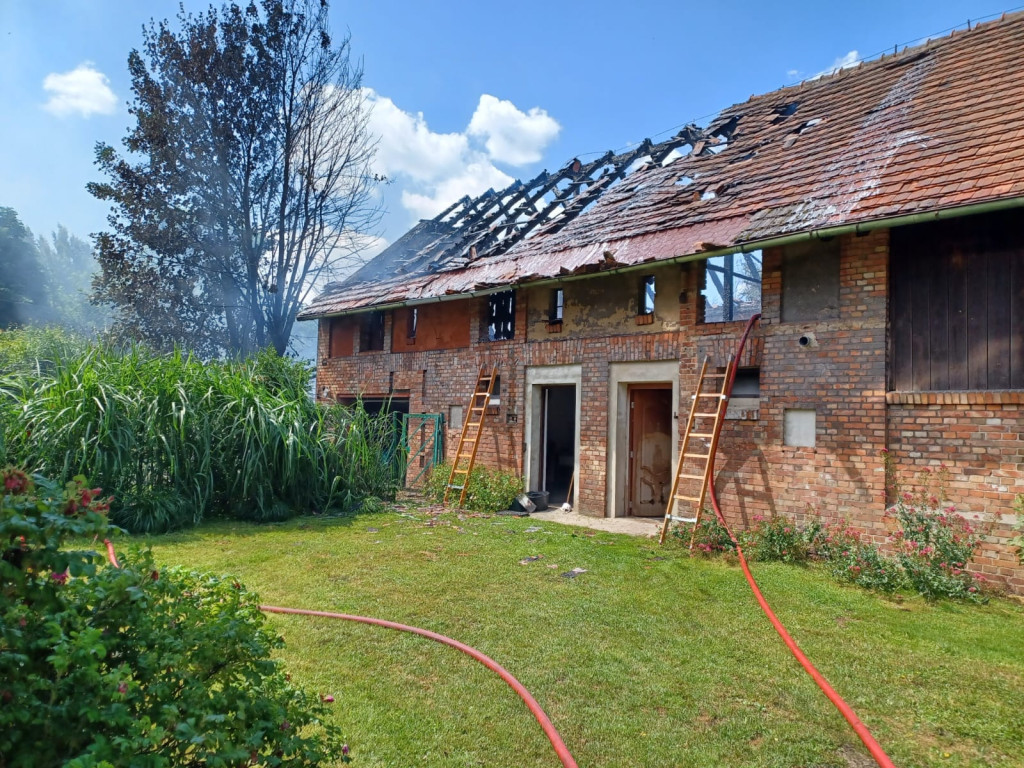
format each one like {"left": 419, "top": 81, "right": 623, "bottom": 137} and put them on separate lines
{"left": 540, "top": 385, "right": 576, "bottom": 505}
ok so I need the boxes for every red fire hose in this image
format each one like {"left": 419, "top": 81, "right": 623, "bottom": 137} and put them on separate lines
{"left": 100, "top": 540, "right": 578, "bottom": 767}
{"left": 99, "top": 318, "right": 898, "bottom": 768}
{"left": 258, "top": 605, "right": 579, "bottom": 768}
{"left": 707, "top": 314, "right": 897, "bottom": 768}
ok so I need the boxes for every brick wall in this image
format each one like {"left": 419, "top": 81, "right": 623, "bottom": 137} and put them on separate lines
{"left": 885, "top": 393, "right": 1024, "bottom": 590}
{"left": 312, "top": 227, "right": 1024, "bottom": 591}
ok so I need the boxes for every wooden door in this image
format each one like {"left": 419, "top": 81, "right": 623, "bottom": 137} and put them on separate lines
{"left": 627, "top": 386, "right": 673, "bottom": 517}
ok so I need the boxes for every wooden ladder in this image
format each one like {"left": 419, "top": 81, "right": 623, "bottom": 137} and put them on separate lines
{"left": 443, "top": 366, "right": 498, "bottom": 508}
{"left": 659, "top": 355, "right": 735, "bottom": 546}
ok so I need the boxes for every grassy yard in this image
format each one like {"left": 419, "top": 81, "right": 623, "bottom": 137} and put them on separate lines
{"left": 145, "top": 502, "right": 1024, "bottom": 768}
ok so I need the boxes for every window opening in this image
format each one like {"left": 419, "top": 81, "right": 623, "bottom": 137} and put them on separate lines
{"left": 726, "top": 367, "right": 761, "bottom": 420}
{"left": 702, "top": 251, "right": 762, "bottom": 322}
{"left": 639, "top": 275, "right": 656, "bottom": 315}
{"left": 549, "top": 288, "right": 564, "bottom": 323}
{"left": 489, "top": 375, "right": 501, "bottom": 407}
{"left": 731, "top": 367, "right": 760, "bottom": 397}
{"left": 486, "top": 290, "right": 516, "bottom": 341}
{"left": 359, "top": 311, "right": 384, "bottom": 351}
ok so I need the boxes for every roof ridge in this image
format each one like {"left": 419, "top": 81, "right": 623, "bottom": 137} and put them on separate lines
{"left": 300, "top": 8, "right": 1024, "bottom": 319}
{"left": 787, "top": 7, "right": 1024, "bottom": 91}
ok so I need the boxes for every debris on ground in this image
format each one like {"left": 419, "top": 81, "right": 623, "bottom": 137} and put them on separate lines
{"left": 519, "top": 555, "right": 543, "bottom": 565}
{"left": 561, "top": 568, "right": 587, "bottom": 579}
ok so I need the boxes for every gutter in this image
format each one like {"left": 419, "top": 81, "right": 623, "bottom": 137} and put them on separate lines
{"left": 300, "top": 195, "right": 1024, "bottom": 320}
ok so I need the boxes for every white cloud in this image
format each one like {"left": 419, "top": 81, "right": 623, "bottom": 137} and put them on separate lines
{"left": 42, "top": 62, "right": 117, "bottom": 117}
{"left": 363, "top": 88, "right": 558, "bottom": 221}
{"left": 467, "top": 94, "right": 560, "bottom": 166}
{"left": 814, "top": 50, "right": 860, "bottom": 79}
{"left": 401, "top": 161, "right": 513, "bottom": 221}
{"left": 364, "top": 90, "right": 470, "bottom": 183}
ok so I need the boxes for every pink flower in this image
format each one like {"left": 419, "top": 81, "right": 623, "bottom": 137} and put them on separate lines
{"left": 117, "top": 682, "right": 127, "bottom": 694}
{"left": 51, "top": 571, "right": 68, "bottom": 585}
{"left": 321, "top": 694, "right": 335, "bottom": 703}
{"left": 342, "top": 745, "right": 350, "bottom": 756}
{"left": 3, "top": 469, "right": 31, "bottom": 494}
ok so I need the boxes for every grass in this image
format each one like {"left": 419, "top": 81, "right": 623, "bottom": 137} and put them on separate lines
{"left": 143, "top": 503, "right": 1024, "bottom": 768}
{"left": 1, "top": 330, "right": 398, "bottom": 531}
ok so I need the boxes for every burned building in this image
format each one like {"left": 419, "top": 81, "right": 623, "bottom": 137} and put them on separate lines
{"left": 301, "top": 14, "right": 1024, "bottom": 590}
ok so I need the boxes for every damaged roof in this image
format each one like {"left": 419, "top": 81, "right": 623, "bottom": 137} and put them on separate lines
{"left": 301, "top": 13, "right": 1024, "bottom": 319}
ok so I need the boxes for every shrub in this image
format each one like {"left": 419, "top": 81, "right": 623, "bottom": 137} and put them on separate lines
{"left": 1, "top": 468, "right": 344, "bottom": 767}
{"left": 426, "top": 462, "right": 523, "bottom": 513}
{"left": 740, "top": 514, "right": 812, "bottom": 564}
{"left": 674, "top": 513, "right": 736, "bottom": 556}
{"left": 1, "top": 332, "right": 398, "bottom": 532}
{"left": 817, "top": 523, "right": 904, "bottom": 593}
{"left": 887, "top": 494, "right": 988, "bottom": 602}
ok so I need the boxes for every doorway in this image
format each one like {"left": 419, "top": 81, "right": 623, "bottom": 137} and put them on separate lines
{"left": 540, "top": 385, "right": 576, "bottom": 505}
{"left": 627, "top": 385, "right": 673, "bottom": 517}
{"left": 525, "top": 365, "right": 582, "bottom": 510}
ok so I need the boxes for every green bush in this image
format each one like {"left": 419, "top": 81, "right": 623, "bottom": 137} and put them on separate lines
{"left": 672, "top": 513, "right": 736, "bottom": 556}
{"left": 740, "top": 514, "right": 812, "bottom": 564}
{"left": 684, "top": 500, "right": 989, "bottom": 601}
{"left": 1, "top": 468, "right": 343, "bottom": 767}
{"left": 1, "top": 332, "right": 398, "bottom": 532}
{"left": 888, "top": 496, "right": 988, "bottom": 602}
{"left": 816, "top": 523, "right": 904, "bottom": 593}
{"left": 0, "top": 325, "right": 89, "bottom": 377}
{"left": 426, "top": 462, "right": 523, "bottom": 513}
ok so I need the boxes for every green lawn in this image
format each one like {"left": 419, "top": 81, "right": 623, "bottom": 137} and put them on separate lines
{"left": 145, "top": 503, "right": 1024, "bottom": 768}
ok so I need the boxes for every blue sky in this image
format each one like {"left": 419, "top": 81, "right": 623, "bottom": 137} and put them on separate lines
{"left": 0, "top": 0, "right": 1013, "bottom": 253}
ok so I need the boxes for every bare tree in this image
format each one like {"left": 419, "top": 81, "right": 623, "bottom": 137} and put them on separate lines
{"left": 90, "top": 0, "right": 378, "bottom": 356}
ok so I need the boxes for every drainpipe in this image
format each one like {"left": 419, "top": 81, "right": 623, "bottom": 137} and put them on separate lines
{"left": 304, "top": 195, "right": 1024, "bottom": 319}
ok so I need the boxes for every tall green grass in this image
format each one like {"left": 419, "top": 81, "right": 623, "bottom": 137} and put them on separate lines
{"left": 0, "top": 332, "right": 397, "bottom": 532}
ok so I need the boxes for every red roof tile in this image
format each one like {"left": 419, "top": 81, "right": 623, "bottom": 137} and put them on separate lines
{"left": 301, "top": 13, "right": 1024, "bottom": 318}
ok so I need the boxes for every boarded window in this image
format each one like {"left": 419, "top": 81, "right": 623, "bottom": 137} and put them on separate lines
{"left": 328, "top": 317, "right": 354, "bottom": 358}
{"left": 784, "top": 409, "right": 816, "bottom": 447}
{"left": 486, "top": 290, "right": 516, "bottom": 341}
{"left": 359, "top": 311, "right": 385, "bottom": 352}
{"left": 781, "top": 240, "right": 840, "bottom": 322}
{"left": 890, "top": 211, "right": 1024, "bottom": 391}
{"left": 701, "top": 251, "right": 762, "bottom": 322}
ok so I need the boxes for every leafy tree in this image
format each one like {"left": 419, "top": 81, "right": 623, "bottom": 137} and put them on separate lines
{"left": 36, "top": 224, "right": 110, "bottom": 335}
{"left": 0, "top": 207, "right": 50, "bottom": 328}
{"left": 89, "top": 0, "right": 378, "bottom": 357}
